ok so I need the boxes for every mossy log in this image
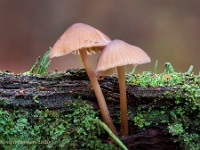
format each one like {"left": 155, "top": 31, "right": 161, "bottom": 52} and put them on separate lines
{"left": 0, "top": 69, "right": 185, "bottom": 109}
{"left": 0, "top": 69, "right": 199, "bottom": 150}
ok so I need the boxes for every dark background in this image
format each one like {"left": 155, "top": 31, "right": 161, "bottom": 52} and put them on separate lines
{"left": 0, "top": 0, "right": 199, "bottom": 74}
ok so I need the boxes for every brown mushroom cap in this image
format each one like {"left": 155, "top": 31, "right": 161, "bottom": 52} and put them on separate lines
{"left": 96, "top": 39, "right": 151, "bottom": 76}
{"left": 49, "top": 23, "right": 111, "bottom": 58}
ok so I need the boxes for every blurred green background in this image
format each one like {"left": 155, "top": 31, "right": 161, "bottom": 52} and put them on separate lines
{"left": 0, "top": 0, "right": 199, "bottom": 74}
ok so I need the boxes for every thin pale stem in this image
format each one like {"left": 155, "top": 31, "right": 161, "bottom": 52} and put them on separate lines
{"left": 79, "top": 49, "right": 118, "bottom": 136}
{"left": 117, "top": 66, "right": 128, "bottom": 136}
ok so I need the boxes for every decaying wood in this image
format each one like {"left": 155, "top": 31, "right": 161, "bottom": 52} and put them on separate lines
{"left": 0, "top": 69, "right": 186, "bottom": 149}
{"left": 0, "top": 69, "right": 182, "bottom": 109}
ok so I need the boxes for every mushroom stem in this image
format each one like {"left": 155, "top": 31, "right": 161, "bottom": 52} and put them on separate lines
{"left": 117, "top": 66, "right": 128, "bottom": 136}
{"left": 79, "top": 49, "right": 118, "bottom": 136}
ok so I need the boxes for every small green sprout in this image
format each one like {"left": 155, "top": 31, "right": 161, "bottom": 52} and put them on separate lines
{"left": 26, "top": 57, "right": 41, "bottom": 74}
{"left": 37, "top": 48, "right": 51, "bottom": 74}
{"left": 130, "top": 66, "right": 137, "bottom": 75}
{"left": 187, "top": 65, "right": 193, "bottom": 74}
{"left": 164, "top": 62, "right": 175, "bottom": 74}
{"left": 154, "top": 60, "right": 158, "bottom": 73}
{"left": 23, "top": 48, "right": 51, "bottom": 75}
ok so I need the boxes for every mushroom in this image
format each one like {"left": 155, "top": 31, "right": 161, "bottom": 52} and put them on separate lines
{"left": 49, "top": 23, "right": 118, "bottom": 136}
{"left": 95, "top": 39, "right": 151, "bottom": 136}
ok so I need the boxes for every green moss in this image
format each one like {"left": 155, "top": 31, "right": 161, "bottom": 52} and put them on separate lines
{"left": 0, "top": 100, "right": 119, "bottom": 150}
{"left": 127, "top": 71, "right": 199, "bottom": 87}
{"left": 127, "top": 64, "right": 200, "bottom": 149}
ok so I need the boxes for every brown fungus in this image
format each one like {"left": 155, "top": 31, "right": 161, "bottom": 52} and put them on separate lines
{"left": 96, "top": 39, "right": 151, "bottom": 136}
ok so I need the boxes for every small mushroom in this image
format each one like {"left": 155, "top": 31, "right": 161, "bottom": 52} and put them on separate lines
{"left": 96, "top": 39, "right": 151, "bottom": 136}
{"left": 49, "top": 23, "right": 118, "bottom": 136}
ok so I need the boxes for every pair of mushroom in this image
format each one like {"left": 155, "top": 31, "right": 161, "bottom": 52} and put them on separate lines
{"left": 49, "top": 23, "right": 150, "bottom": 137}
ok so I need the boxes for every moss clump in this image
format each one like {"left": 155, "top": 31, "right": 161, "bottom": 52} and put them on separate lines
{"left": 127, "top": 71, "right": 199, "bottom": 87}
{"left": 127, "top": 69, "right": 200, "bottom": 149}
{"left": 0, "top": 100, "right": 119, "bottom": 150}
